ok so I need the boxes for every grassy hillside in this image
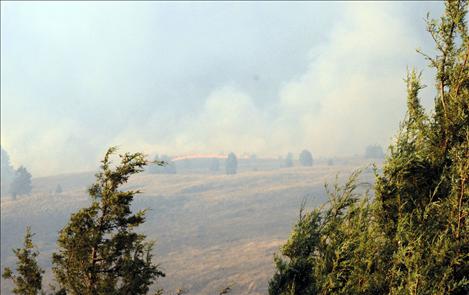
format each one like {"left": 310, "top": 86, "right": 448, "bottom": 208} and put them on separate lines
{"left": 1, "top": 160, "right": 378, "bottom": 294}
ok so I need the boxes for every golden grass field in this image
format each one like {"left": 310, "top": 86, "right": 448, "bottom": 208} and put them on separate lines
{"left": 1, "top": 159, "right": 378, "bottom": 294}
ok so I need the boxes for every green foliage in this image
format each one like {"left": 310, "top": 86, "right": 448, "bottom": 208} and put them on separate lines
{"left": 9, "top": 166, "right": 32, "bottom": 200}
{"left": 52, "top": 147, "right": 165, "bottom": 295}
{"left": 2, "top": 227, "right": 44, "bottom": 295}
{"left": 375, "top": 1, "right": 469, "bottom": 292}
{"left": 225, "top": 152, "right": 238, "bottom": 175}
{"left": 270, "top": 172, "right": 388, "bottom": 295}
{"left": 299, "top": 150, "right": 313, "bottom": 167}
{"left": 270, "top": 1, "right": 468, "bottom": 294}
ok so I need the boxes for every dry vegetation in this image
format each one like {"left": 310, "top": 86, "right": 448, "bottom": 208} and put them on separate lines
{"left": 1, "top": 160, "right": 377, "bottom": 294}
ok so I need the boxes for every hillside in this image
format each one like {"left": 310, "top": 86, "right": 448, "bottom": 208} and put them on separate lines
{"left": 1, "top": 161, "right": 378, "bottom": 294}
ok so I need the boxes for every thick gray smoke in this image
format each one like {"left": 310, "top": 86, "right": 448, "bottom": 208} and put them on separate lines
{"left": 1, "top": 2, "right": 442, "bottom": 176}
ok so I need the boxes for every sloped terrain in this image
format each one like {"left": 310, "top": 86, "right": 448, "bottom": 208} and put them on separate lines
{"left": 1, "top": 161, "right": 377, "bottom": 294}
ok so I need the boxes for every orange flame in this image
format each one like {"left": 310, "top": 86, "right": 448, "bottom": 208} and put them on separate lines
{"left": 171, "top": 154, "right": 227, "bottom": 161}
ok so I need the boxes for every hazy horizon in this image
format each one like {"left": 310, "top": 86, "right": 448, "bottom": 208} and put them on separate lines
{"left": 1, "top": 1, "right": 444, "bottom": 177}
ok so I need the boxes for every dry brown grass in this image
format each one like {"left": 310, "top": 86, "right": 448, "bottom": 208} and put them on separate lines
{"left": 1, "top": 160, "right": 378, "bottom": 294}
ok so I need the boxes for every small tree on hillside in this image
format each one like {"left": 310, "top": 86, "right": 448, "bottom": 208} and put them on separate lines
{"left": 2, "top": 227, "right": 44, "bottom": 295}
{"left": 285, "top": 153, "right": 293, "bottom": 168}
{"left": 9, "top": 166, "right": 32, "bottom": 200}
{"left": 52, "top": 147, "right": 165, "bottom": 294}
{"left": 225, "top": 153, "right": 238, "bottom": 175}
{"left": 55, "top": 184, "right": 63, "bottom": 195}
{"left": 299, "top": 150, "right": 313, "bottom": 167}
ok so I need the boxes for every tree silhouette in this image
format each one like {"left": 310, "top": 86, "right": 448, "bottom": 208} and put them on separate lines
{"left": 52, "top": 147, "right": 165, "bottom": 294}
{"left": 2, "top": 227, "right": 44, "bottom": 295}
{"left": 225, "top": 153, "right": 238, "bottom": 175}
{"left": 299, "top": 150, "right": 313, "bottom": 167}
{"left": 9, "top": 166, "right": 32, "bottom": 200}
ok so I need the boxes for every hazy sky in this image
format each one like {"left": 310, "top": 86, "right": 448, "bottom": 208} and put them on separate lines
{"left": 1, "top": 1, "right": 444, "bottom": 176}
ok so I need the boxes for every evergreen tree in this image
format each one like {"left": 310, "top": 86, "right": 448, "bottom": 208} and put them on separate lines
{"left": 299, "top": 150, "right": 313, "bottom": 167}
{"left": 55, "top": 184, "right": 63, "bottom": 195}
{"left": 374, "top": 1, "right": 469, "bottom": 292}
{"left": 2, "top": 227, "right": 44, "bottom": 295}
{"left": 269, "top": 172, "right": 388, "bottom": 294}
{"left": 225, "top": 153, "right": 238, "bottom": 175}
{"left": 9, "top": 166, "right": 32, "bottom": 200}
{"left": 52, "top": 147, "right": 165, "bottom": 295}
{"left": 270, "top": 1, "right": 468, "bottom": 294}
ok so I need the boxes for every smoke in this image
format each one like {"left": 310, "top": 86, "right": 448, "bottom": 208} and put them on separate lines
{"left": 136, "top": 3, "right": 438, "bottom": 157}
{"left": 1, "top": 2, "right": 442, "bottom": 176}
